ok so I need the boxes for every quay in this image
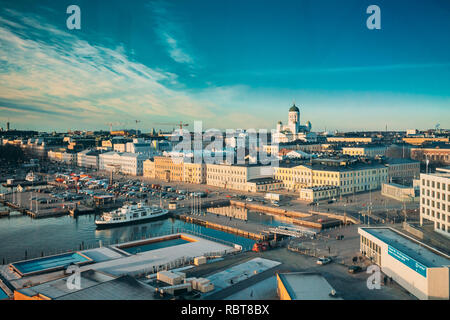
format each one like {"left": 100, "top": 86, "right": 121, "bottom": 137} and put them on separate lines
{"left": 180, "top": 214, "right": 270, "bottom": 241}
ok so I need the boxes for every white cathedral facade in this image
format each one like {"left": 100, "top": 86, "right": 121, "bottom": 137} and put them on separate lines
{"left": 273, "top": 103, "right": 316, "bottom": 143}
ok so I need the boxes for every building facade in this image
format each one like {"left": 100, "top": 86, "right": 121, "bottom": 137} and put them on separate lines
{"left": 420, "top": 170, "right": 450, "bottom": 237}
{"left": 359, "top": 227, "right": 450, "bottom": 300}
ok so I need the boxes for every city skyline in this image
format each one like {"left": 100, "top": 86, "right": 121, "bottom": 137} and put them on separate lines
{"left": 0, "top": 0, "right": 449, "bottom": 132}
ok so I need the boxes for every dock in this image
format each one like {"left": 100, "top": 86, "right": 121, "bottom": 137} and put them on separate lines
{"left": 180, "top": 214, "right": 270, "bottom": 241}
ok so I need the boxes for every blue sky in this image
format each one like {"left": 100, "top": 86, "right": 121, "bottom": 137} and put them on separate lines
{"left": 0, "top": 0, "right": 449, "bottom": 132}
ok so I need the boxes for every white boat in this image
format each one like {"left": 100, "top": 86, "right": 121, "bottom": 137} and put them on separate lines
{"left": 95, "top": 202, "right": 168, "bottom": 227}
{"left": 25, "top": 172, "right": 39, "bottom": 182}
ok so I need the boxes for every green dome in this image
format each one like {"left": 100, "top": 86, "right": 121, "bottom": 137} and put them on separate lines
{"left": 289, "top": 104, "right": 299, "bottom": 112}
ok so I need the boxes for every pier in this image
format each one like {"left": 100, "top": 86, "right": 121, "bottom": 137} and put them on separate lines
{"left": 180, "top": 214, "right": 270, "bottom": 241}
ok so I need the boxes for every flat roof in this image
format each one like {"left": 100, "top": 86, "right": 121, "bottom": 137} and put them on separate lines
{"left": 360, "top": 227, "right": 450, "bottom": 268}
{"left": 278, "top": 272, "right": 341, "bottom": 300}
{"left": 57, "top": 275, "right": 156, "bottom": 300}
{"left": 17, "top": 269, "right": 116, "bottom": 299}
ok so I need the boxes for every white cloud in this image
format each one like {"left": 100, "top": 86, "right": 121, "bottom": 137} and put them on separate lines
{"left": 0, "top": 9, "right": 212, "bottom": 130}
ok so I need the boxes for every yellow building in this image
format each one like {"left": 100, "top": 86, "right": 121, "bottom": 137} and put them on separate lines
{"left": 403, "top": 137, "right": 449, "bottom": 145}
{"left": 327, "top": 137, "right": 373, "bottom": 143}
{"left": 154, "top": 156, "right": 184, "bottom": 182}
{"left": 274, "top": 162, "right": 389, "bottom": 196}
{"left": 342, "top": 146, "right": 387, "bottom": 157}
{"left": 183, "top": 162, "right": 206, "bottom": 184}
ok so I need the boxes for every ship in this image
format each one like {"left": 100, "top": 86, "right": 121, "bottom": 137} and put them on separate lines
{"left": 25, "top": 171, "right": 39, "bottom": 182}
{"left": 95, "top": 202, "right": 168, "bottom": 227}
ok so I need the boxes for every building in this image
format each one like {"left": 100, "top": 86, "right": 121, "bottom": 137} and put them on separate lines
{"left": 77, "top": 149, "right": 102, "bottom": 169}
{"left": 381, "top": 183, "right": 418, "bottom": 202}
{"left": 411, "top": 146, "right": 450, "bottom": 166}
{"left": 420, "top": 169, "right": 450, "bottom": 237}
{"left": 385, "top": 158, "right": 421, "bottom": 183}
{"left": 263, "top": 142, "right": 321, "bottom": 155}
{"left": 274, "top": 161, "right": 388, "bottom": 195}
{"left": 299, "top": 186, "right": 340, "bottom": 202}
{"left": 358, "top": 227, "right": 450, "bottom": 300}
{"left": 206, "top": 163, "right": 275, "bottom": 192}
{"left": 154, "top": 156, "right": 184, "bottom": 182}
{"left": 183, "top": 162, "right": 206, "bottom": 184}
{"left": 272, "top": 104, "right": 315, "bottom": 143}
{"left": 403, "top": 137, "right": 449, "bottom": 145}
{"left": 277, "top": 272, "right": 342, "bottom": 300}
{"left": 143, "top": 159, "right": 155, "bottom": 179}
{"left": 99, "top": 151, "right": 148, "bottom": 176}
{"left": 326, "top": 136, "right": 373, "bottom": 143}
{"left": 342, "top": 145, "right": 387, "bottom": 157}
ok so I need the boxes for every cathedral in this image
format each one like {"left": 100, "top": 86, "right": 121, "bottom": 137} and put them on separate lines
{"left": 273, "top": 103, "right": 316, "bottom": 143}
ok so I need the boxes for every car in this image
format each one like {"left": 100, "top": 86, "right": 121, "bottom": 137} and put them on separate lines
{"left": 348, "top": 266, "right": 362, "bottom": 274}
{"left": 316, "top": 257, "right": 332, "bottom": 265}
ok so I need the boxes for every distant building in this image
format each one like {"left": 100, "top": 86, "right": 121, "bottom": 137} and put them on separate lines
{"left": 342, "top": 145, "right": 387, "bottom": 157}
{"left": 384, "top": 158, "right": 421, "bottom": 183}
{"left": 273, "top": 104, "right": 315, "bottom": 143}
{"left": 326, "top": 136, "right": 373, "bottom": 143}
{"left": 411, "top": 146, "right": 450, "bottom": 166}
{"left": 403, "top": 137, "right": 449, "bottom": 145}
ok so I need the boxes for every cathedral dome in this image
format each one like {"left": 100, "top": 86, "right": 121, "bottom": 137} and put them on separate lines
{"left": 289, "top": 104, "right": 299, "bottom": 112}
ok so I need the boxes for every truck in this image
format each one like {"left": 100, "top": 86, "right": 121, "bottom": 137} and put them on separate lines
{"left": 265, "top": 193, "right": 281, "bottom": 201}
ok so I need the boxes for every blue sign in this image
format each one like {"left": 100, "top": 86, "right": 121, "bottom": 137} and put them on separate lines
{"left": 388, "top": 246, "right": 427, "bottom": 278}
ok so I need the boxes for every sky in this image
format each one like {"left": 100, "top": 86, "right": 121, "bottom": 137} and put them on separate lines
{"left": 0, "top": 0, "right": 449, "bottom": 132}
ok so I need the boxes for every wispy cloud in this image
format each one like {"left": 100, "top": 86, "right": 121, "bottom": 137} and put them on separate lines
{"left": 0, "top": 8, "right": 211, "bottom": 130}
{"left": 148, "top": 1, "right": 195, "bottom": 66}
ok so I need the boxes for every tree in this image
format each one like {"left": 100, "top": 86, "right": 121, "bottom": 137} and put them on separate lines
{"left": 0, "top": 144, "right": 26, "bottom": 165}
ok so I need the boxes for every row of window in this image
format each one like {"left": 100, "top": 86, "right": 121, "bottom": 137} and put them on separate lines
{"left": 421, "top": 207, "right": 450, "bottom": 223}
{"left": 421, "top": 198, "right": 450, "bottom": 212}
{"left": 422, "top": 179, "right": 450, "bottom": 191}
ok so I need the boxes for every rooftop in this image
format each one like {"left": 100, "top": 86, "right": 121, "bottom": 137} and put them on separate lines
{"left": 360, "top": 227, "right": 450, "bottom": 268}
{"left": 278, "top": 272, "right": 342, "bottom": 300}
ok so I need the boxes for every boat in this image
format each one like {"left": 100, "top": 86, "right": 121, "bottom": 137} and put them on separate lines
{"left": 95, "top": 202, "right": 168, "bottom": 227}
{"left": 25, "top": 172, "right": 39, "bottom": 182}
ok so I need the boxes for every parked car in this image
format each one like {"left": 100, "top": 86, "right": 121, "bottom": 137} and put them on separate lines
{"left": 348, "top": 266, "right": 362, "bottom": 274}
{"left": 316, "top": 257, "right": 332, "bottom": 265}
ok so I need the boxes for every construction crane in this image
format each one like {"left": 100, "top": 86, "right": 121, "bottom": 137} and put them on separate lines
{"left": 134, "top": 120, "right": 141, "bottom": 136}
{"left": 105, "top": 122, "right": 123, "bottom": 133}
{"left": 154, "top": 121, "right": 189, "bottom": 131}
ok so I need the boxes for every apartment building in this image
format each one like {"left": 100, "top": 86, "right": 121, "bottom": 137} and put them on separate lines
{"left": 420, "top": 168, "right": 450, "bottom": 237}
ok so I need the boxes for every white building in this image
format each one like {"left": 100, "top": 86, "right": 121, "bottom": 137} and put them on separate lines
{"left": 77, "top": 150, "right": 100, "bottom": 169}
{"left": 358, "top": 227, "right": 450, "bottom": 300}
{"left": 420, "top": 168, "right": 450, "bottom": 237}
{"left": 206, "top": 163, "right": 275, "bottom": 192}
{"left": 99, "top": 151, "right": 148, "bottom": 176}
{"left": 273, "top": 104, "right": 315, "bottom": 143}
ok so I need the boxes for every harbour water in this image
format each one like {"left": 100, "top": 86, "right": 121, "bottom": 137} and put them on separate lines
{"left": 0, "top": 213, "right": 256, "bottom": 264}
